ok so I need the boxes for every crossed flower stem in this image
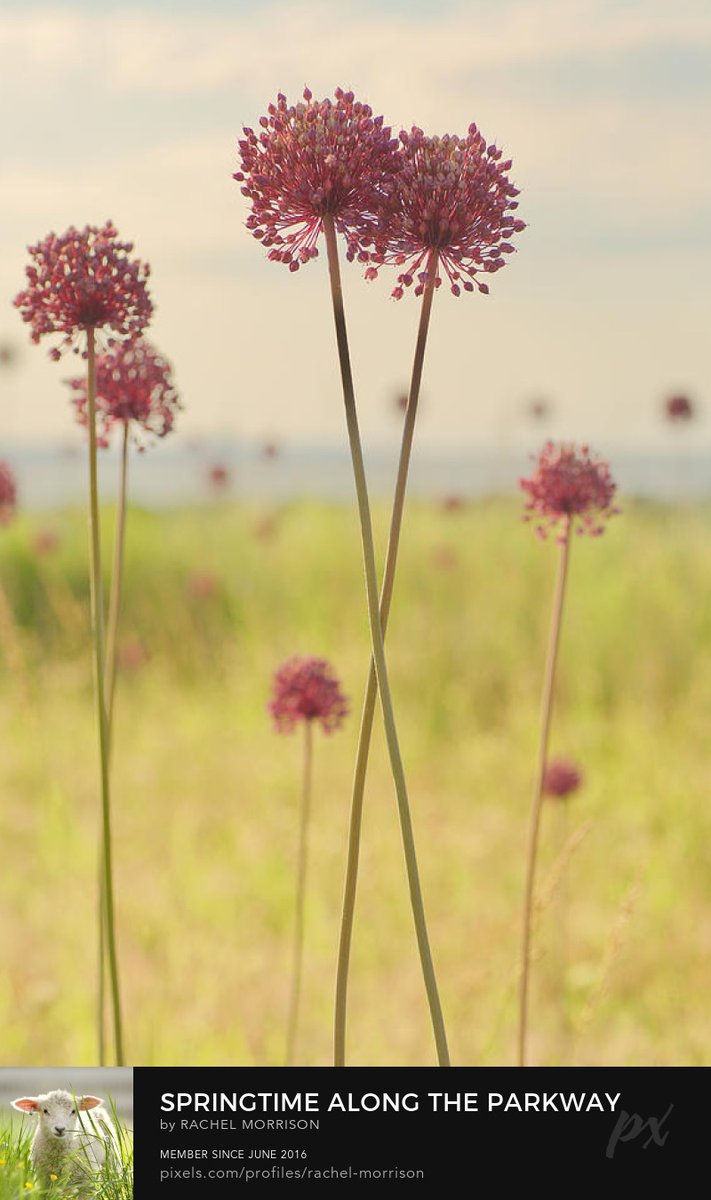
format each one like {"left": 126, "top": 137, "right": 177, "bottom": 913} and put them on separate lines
{"left": 322, "top": 215, "right": 449, "bottom": 1067}
{"left": 285, "top": 719, "right": 314, "bottom": 1066}
{"left": 86, "top": 327, "right": 124, "bottom": 1066}
{"left": 518, "top": 514, "right": 571, "bottom": 1067}
{"left": 97, "top": 418, "right": 130, "bottom": 1063}
{"left": 334, "top": 250, "right": 440, "bottom": 1066}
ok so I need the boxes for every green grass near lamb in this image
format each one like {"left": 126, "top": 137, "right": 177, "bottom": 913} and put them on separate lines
{"left": 0, "top": 498, "right": 710, "bottom": 1066}
{"left": 0, "top": 1108, "right": 132, "bottom": 1199}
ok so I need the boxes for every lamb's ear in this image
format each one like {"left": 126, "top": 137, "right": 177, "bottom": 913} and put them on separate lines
{"left": 79, "top": 1096, "right": 103, "bottom": 1111}
{"left": 12, "top": 1097, "right": 40, "bottom": 1114}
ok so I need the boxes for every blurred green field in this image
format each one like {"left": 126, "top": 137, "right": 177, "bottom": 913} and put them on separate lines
{"left": 0, "top": 497, "right": 710, "bottom": 1067}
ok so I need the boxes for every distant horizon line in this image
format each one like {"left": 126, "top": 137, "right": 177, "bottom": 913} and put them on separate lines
{"left": 1, "top": 435, "right": 709, "bottom": 459}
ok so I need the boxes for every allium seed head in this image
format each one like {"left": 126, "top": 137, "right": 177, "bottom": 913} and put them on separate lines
{"left": 14, "top": 222, "right": 152, "bottom": 359}
{"left": 269, "top": 655, "right": 348, "bottom": 734}
{"left": 234, "top": 87, "right": 400, "bottom": 269}
{"left": 520, "top": 442, "right": 619, "bottom": 539}
{"left": 67, "top": 338, "right": 180, "bottom": 449}
{"left": 665, "top": 393, "right": 694, "bottom": 422}
{"left": 368, "top": 125, "right": 524, "bottom": 298}
{"left": 0, "top": 462, "right": 17, "bottom": 526}
{"left": 544, "top": 758, "right": 583, "bottom": 799}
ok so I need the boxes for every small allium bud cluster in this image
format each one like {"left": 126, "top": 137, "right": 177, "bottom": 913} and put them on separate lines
{"left": 0, "top": 342, "right": 19, "bottom": 369}
{"left": 367, "top": 125, "right": 524, "bottom": 299}
{"left": 67, "top": 338, "right": 180, "bottom": 448}
{"left": 234, "top": 87, "right": 400, "bottom": 269}
{"left": 33, "top": 529, "right": 60, "bottom": 556}
{"left": 0, "top": 462, "right": 17, "bottom": 526}
{"left": 520, "top": 442, "right": 619, "bottom": 540}
{"left": 543, "top": 758, "right": 583, "bottom": 798}
{"left": 528, "top": 398, "right": 550, "bottom": 421}
{"left": 269, "top": 655, "right": 349, "bottom": 734}
{"left": 665, "top": 394, "right": 694, "bottom": 422}
{"left": 208, "top": 464, "right": 230, "bottom": 492}
{"left": 14, "top": 222, "right": 152, "bottom": 360}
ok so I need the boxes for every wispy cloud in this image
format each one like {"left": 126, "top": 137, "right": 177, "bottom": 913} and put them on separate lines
{"left": 2, "top": 1, "right": 709, "bottom": 97}
{"left": 1, "top": 1, "right": 708, "bottom": 443}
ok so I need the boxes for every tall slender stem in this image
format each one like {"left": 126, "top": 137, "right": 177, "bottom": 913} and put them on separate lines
{"left": 322, "top": 215, "right": 449, "bottom": 1067}
{"left": 97, "top": 417, "right": 129, "bottom": 1065}
{"left": 86, "top": 327, "right": 124, "bottom": 1066}
{"left": 105, "top": 420, "right": 129, "bottom": 733}
{"left": 555, "top": 799, "right": 572, "bottom": 1062}
{"left": 97, "top": 864, "right": 106, "bottom": 1066}
{"left": 518, "top": 519, "right": 571, "bottom": 1067}
{"left": 334, "top": 251, "right": 438, "bottom": 1066}
{"left": 285, "top": 720, "right": 313, "bottom": 1066}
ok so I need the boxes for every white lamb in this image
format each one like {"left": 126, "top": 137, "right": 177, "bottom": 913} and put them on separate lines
{"left": 12, "top": 1089, "right": 117, "bottom": 1192}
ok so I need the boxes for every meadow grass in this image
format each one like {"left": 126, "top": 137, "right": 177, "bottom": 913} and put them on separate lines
{"left": 0, "top": 497, "right": 710, "bottom": 1066}
{"left": 0, "top": 1104, "right": 132, "bottom": 1199}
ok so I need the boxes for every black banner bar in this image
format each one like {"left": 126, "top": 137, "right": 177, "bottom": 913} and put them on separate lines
{"left": 134, "top": 1066, "right": 705, "bottom": 1192}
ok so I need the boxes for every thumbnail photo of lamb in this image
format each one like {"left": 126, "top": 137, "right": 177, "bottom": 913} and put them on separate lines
{"left": 0, "top": 1068, "right": 132, "bottom": 1198}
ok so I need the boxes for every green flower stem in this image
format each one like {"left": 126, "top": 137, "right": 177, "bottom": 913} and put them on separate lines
{"left": 334, "top": 250, "right": 439, "bottom": 1067}
{"left": 86, "top": 326, "right": 124, "bottom": 1066}
{"left": 98, "top": 417, "right": 130, "bottom": 1064}
{"left": 555, "top": 798, "right": 572, "bottom": 1061}
{"left": 518, "top": 516, "right": 571, "bottom": 1067}
{"left": 97, "top": 864, "right": 106, "bottom": 1066}
{"left": 285, "top": 719, "right": 314, "bottom": 1066}
{"left": 105, "top": 418, "right": 129, "bottom": 733}
{"left": 322, "top": 215, "right": 449, "bottom": 1067}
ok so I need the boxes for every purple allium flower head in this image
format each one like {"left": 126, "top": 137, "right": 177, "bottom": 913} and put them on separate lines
{"left": 665, "top": 393, "right": 694, "bottom": 422}
{"left": 14, "top": 222, "right": 152, "bottom": 360}
{"left": 67, "top": 338, "right": 180, "bottom": 449}
{"left": 0, "top": 462, "right": 17, "bottom": 526}
{"left": 544, "top": 758, "right": 583, "bottom": 799}
{"left": 234, "top": 87, "right": 400, "bottom": 270}
{"left": 269, "top": 655, "right": 349, "bottom": 734}
{"left": 367, "top": 125, "right": 524, "bottom": 299}
{"left": 520, "top": 442, "right": 619, "bottom": 540}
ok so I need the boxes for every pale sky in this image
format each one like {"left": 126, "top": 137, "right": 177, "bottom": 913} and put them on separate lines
{"left": 0, "top": 0, "right": 709, "bottom": 450}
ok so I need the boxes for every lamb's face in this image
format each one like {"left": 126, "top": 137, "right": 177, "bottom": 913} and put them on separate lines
{"left": 38, "top": 1092, "right": 79, "bottom": 1140}
{"left": 12, "top": 1091, "right": 104, "bottom": 1140}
